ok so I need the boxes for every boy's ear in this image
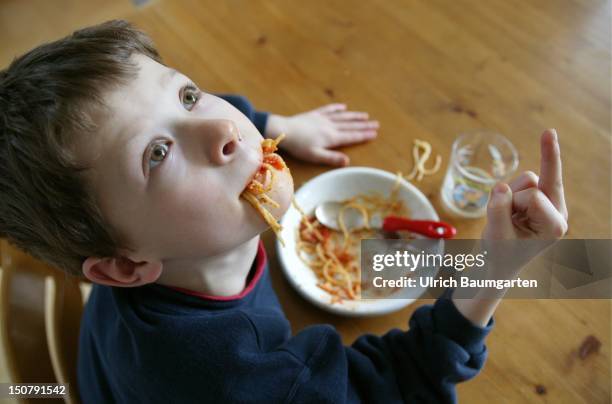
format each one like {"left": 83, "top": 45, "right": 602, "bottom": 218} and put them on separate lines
{"left": 82, "top": 255, "right": 163, "bottom": 287}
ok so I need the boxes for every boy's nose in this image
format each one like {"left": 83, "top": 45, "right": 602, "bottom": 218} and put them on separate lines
{"left": 201, "top": 119, "right": 241, "bottom": 166}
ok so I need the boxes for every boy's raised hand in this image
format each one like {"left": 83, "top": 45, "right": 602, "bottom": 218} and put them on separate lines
{"left": 452, "top": 130, "right": 569, "bottom": 325}
{"left": 265, "top": 103, "right": 379, "bottom": 166}
{"left": 483, "top": 129, "right": 568, "bottom": 241}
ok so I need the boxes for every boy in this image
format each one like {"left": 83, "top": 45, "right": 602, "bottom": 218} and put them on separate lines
{"left": 0, "top": 20, "right": 567, "bottom": 403}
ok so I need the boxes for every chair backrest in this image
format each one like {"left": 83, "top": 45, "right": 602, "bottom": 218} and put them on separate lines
{"left": 0, "top": 239, "right": 84, "bottom": 404}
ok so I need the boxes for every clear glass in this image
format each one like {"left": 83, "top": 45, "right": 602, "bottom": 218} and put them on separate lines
{"left": 441, "top": 131, "right": 519, "bottom": 218}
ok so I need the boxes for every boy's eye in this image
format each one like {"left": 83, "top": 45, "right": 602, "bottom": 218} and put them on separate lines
{"left": 149, "top": 142, "right": 170, "bottom": 170}
{"left": 181, "top": 85, "right": 200, "bottom": 111}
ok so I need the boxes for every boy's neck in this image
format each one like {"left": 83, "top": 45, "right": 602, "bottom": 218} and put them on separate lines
{"left": 154, "top": 236, "right": 260, "bottom": 296}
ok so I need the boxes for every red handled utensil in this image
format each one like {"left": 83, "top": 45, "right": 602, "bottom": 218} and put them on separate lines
{"left": 314, "top": 201, "right": 456, "bottom": 239}
{"left": 381, "top": 216, "right": 456, "bottom": 239}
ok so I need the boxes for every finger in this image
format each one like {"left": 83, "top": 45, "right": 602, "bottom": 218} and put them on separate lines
{"left": 316, "top": 103, "right": 347, "bottom": 114}
{"left": 538, "top": 129, "right": 567, "bottom": 218}
{"left": 328, "top": 111, "right": 370, "bottom": 121}
{"left": 485, "top": 182, "right": 515, "bottom": 239}
{"left": 306, "top": 148, "right": 350, "bottom": 166}
{"left": 508, "top": 170, "right": 539, "bottom": 193}
{"left": 512, "top": 188, "right": 568, "bottom": 238}
{"left": 330, "top": 130, "right": 378, "bottom": 147}
{"left": 335, "top": 121, "right": 380, "bottom": 130}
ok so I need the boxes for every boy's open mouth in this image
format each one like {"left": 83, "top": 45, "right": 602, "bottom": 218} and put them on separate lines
{"left": 241, "top": 135, "right": 287, "bottom": 195}
{"left": 240, "top": 156, "right": 263, "bottom": 194}
{"left": 240, "top": 135, "right": 289, "bottom": 243}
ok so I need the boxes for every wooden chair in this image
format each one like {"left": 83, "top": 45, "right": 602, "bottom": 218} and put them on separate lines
{"left": 0, "top": 239, "right": 87, "bottom": 404}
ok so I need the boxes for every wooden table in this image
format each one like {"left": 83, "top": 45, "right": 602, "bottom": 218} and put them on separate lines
{"left": 1, "top": 0, "right": 610, "bottom": 402}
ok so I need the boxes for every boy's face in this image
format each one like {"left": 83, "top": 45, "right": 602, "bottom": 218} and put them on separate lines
{"left": 76, "top": 54, "right": 293, "bottom": 262}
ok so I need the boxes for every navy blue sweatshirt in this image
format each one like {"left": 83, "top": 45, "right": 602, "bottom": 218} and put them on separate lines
{"left": 78, "top": 96, "right": 493, "bottom": 403}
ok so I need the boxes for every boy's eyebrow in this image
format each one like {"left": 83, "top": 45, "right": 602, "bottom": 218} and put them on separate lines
{"left": 160, "top": 68, "right": 178, "bottom": 87}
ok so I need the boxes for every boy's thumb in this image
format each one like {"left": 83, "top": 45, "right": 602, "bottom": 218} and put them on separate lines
{"left": 308, "top": 148, "right": 349, "bottom": 166}
{"left": 485, "top": 182, "right": 514, "bottom": 239}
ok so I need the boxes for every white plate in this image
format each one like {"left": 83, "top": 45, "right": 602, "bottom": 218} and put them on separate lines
{"left": 276, "top": 167, "right": 440, "bottom": 317}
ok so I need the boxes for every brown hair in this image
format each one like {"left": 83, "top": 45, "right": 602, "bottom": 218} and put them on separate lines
{"left": 0, "top": 20, "right": 162, "bottom": 275}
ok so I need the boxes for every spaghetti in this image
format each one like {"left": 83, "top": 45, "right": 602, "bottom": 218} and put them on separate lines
{"left": 294, "top": 174, "right": 410, "bottom": 302}
{"left": 405, "top": 139, "right": 442, "bottom": 182}
{"left": 241, "top": 134, "right": 287, "bottom": 245}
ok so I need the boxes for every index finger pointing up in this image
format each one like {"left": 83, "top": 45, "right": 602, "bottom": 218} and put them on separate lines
{"left": 538, "top": 129, "right": 568, "bottom": 218}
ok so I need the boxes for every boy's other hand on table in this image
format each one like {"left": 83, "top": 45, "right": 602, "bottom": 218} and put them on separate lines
{"left": 265, "top": 103, "right": 379, "bottom": 166}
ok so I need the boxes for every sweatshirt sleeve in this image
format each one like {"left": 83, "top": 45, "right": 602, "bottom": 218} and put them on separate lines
{"left": 286, "top": 288, "right": 494, "bottom": 404}
{"left": 216, "top": 94, "right": 269, "bottom": 135}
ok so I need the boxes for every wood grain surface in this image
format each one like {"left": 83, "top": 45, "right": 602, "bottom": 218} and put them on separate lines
{"left": 1, "top": 0, "right": 610, "bottom": 402}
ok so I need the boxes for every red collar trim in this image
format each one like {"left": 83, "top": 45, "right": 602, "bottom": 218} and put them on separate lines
{"left": 167, "top": 240, "right": 267, "bottom": 302}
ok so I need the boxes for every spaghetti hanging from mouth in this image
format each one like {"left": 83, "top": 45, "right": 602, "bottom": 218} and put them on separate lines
{"left": 241, "top": 134, "right": 287, "bottom": 245}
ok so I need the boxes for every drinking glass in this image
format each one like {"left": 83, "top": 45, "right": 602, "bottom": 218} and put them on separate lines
{"left": 440, "top": 131, "right": 518, "bottom": 218}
